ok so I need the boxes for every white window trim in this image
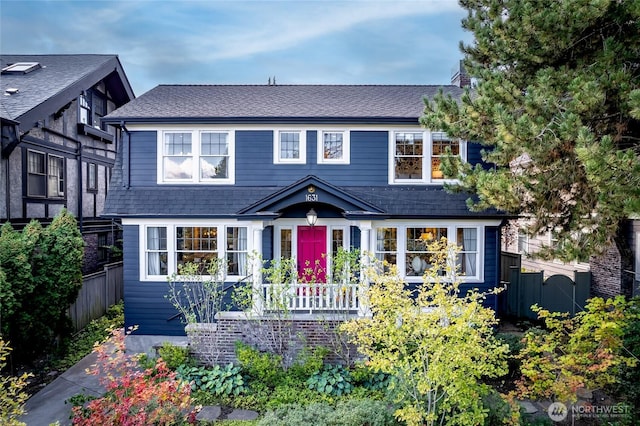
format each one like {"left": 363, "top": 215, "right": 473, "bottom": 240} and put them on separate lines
{"left": 156, "top": 128, "right": 235, "bottom": 184}
{"left": 273, "top": 129, "right": 307, "bottom": 164}
{"left": 372, "top": 221, "right": 485, "bottom": 282}
{"left": 138, "top": 221, "right": 251, "bottom": 281}
{"left": 388, "top": 129, "right": 467, "bottom": 185}
{"left": 317, "top": 130, "right": 350, "bottom": 164}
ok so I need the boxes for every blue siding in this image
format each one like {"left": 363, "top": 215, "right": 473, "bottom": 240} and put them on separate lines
{"left": 123, "top": 225, "right": 185, "bottom": 335}
{"left": 235, "top": 130, "right": 388, "bottom": 186}
{"left": 129, "top": 131, "right": 158, "bottom": 187}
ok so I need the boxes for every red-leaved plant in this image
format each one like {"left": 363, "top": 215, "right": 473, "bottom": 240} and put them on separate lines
{"left": 72, "top": 326, "right": 198, "bottom": 425}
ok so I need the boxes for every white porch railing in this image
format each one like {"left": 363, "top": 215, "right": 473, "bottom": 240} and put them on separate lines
{"left": 259, "top": 282, "right": 360, "bottom": 314}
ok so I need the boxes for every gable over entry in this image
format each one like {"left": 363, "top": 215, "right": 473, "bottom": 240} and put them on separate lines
{"left": 237, "top": 175, "right": 386, "bottom": 222}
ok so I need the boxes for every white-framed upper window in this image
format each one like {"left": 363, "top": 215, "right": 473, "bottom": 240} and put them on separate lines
{"left": 373, "top": 223, "right": 483, "bottom": 281}
{"left": 158, "top": 130, "right": 234, "bottom": 184}
{"left": 318, "top": 131, "right": 350, "bottom": 164}
{"left": 390, "top": 130, "right": 466, "bottom": 184}
{"left": 274, "top": 130, "right": 306, "bottom": 164}
{"left": 142, "top": 224, "right": 248, "bottom": 280}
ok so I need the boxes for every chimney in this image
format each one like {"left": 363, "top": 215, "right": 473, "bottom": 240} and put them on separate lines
{"left": 451, "top": 60, "right": 471, "bottom": 88}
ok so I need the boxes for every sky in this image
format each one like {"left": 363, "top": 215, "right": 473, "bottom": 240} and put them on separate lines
{"left": 0, "top": 0, "right": 473, "bottom": 96}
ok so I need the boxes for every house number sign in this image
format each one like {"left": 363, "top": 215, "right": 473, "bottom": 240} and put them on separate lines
{"left": 306, "top": 185, "right": 319, "bottom": 202}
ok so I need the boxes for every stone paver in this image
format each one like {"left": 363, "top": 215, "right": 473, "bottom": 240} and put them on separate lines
{"left": 226, "top": 408, "right": 260, "bottom": 421}
{"left": 196, "top": 405, "right": 222, "bottom": 422}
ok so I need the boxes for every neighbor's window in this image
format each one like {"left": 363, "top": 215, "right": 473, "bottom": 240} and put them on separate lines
{"left": 319, "top": 131, "right": 349, "bottom": 164}
{"left": 87, "top": 163, "right": 98, "bottom": 191}
{"left": 274, "top": 130, "right": 306, "bottom": 164}
{"left": 27, "top": 150, "right": 64, "bottom": 198}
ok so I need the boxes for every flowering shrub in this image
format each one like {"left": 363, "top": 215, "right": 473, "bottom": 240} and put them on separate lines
{"left": 0, "top": 339, "right": 32, "bottom": 426}
{"left": 71, "top": 327, "right": 197, "bottom": 425}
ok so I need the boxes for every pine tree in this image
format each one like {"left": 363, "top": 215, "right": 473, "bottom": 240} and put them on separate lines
{"left": 422, "top": 0, "right": 640, "bottom": 261}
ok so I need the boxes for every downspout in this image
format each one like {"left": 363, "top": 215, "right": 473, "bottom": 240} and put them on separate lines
{"left": 77, "top": 145, "right": 83, "bottom": 232}
{"left": 121, "top": 121, "right": 131, "bottom": 189}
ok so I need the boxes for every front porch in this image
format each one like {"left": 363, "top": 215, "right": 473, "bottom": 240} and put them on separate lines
{"left": 256, "top": 281, "right": 363, "bottom": 315}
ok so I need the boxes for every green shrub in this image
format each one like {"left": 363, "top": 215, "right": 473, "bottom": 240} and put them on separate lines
{"left": 177, "top": 363, "right": 246, "bottom": 396}
{"left": 157, "top": 342, "right": 192, "bottom": 370}
{"left": 235, "top": 342, "right": 283, "bottom": 384}
{"left": 286, "top": 345, "right": 329, "bottom": 381}
{"left": 258, "top": 399, "right": 398, "bottom": 426}
{"left": 50, "top": 301, "right": 125, "bottom": 371}
{"left": 265, "top": 384, "right": 333, "bottom": 410}
{"left": 306, "top": 364, "right": 353, "bottom": 396}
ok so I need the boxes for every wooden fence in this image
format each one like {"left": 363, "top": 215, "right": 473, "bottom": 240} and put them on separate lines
{"left": 67, "top": 262, "right": 123, "bottom": 331}
{"left": 502, "top": 260, "right": 591, "bottom": 319}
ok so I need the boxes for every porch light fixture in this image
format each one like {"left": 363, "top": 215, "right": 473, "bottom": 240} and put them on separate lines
{"left": 306, "top": 208, "right": 318, "bottom": 226}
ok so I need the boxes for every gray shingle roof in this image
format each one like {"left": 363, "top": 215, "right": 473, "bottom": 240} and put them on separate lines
{"left": 0, "top": 54, "right": 134, "bottom": 124}
{"left": 103, "top": 185, "right": 498, "bottom": 219}
{"left": 104, "top": 84, "right": 464, "bottom": 123}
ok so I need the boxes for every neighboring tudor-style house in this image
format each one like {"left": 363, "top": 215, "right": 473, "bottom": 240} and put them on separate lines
{"left": 102, "top": 74, "right": 506, "bottom": 336}
{"left": 0, "top": 54, "right": 134, "bottom": 273}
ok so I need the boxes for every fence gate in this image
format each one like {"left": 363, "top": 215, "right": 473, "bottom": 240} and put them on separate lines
{"left": 505, "top": 266, "right": 591, "bottom": 320}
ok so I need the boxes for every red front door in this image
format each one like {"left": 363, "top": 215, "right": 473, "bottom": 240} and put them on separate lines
{"left": 297, "top": 226, "right": 326, "bottom": 283}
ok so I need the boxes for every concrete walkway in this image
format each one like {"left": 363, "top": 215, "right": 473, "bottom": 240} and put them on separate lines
{"left": 19, "top": 335, "right": 186, "bottom": 426}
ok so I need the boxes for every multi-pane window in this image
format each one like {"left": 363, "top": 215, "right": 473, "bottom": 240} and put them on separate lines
{"left": 406, "top": 227, "right": 447, "bottom": 276}
{"left": 176, "top": 226, "right": 218, "bottom": 272}
{"left": 27, "top": 151, "right": 46, "bottom": 196}
{"left": 143, "top": 225, "right": 248, "bottom": 279}
{"left": 456, "top": 228, "right": 478, "bottom": 276}
{"left": 161, "top": 131, "right": 234, "bottom": 183}
{"left": 27, "top": 150, "right": 64, "bottom": 198}
{"left": 97, "top": 233, "right": 109, "bottom": 262}
{"left": 394, "top": 132, "right": 423, "bottom": 180}
{"left": 92, "top": 92, "right": 106, "bottom": 129}
{"left": 163, "top": 132, "right": 193, "bottom": 180}
{"left": 319, "top": 131, "right": 349, "bottom": 164}
{"left": 391, "top": 131, "right": 465, "bottom": 183}
{"left": 226, "top": 227, "right": 248, "bottom": 276}
{"left": 280, "top": 228, "right": 292, "bottom": 259}
{"left": 87, "top": 163, "right": 98, "bottom": 191}
{"left": 48, "top": 156, "right": 64, "bottom": 197}
{"left": 431, "top": 132, "right": 459, "bottom": 179}
{"left": 200, "top": 132, "right": 229, "bottom": 180}
{"left": 374, "top": 224, "right": 481, "bottom": 281}
{"left": 146, "top": 227, "right": 168, "bottom": 276}
{"left": 79, "top": 94, "right": 91, "bottom": 125}
{"left": 274, "top": 131, "right": 306, "bottom": 164}
{"left": 375, "top": 228, "right": 397, "bottom": 267}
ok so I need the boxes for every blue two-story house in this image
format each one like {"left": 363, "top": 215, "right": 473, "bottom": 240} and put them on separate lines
{"left": 103, "top": 76, "right": 505, "bottom": 337}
